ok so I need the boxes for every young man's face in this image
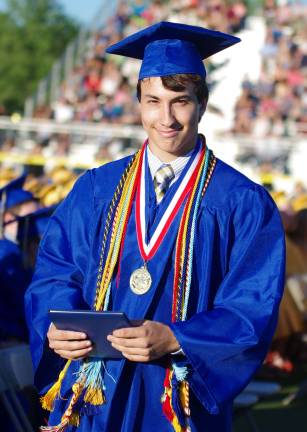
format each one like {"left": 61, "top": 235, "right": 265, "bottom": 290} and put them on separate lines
{"left": 140, "top": 77, "right": 205, "bottom": 162}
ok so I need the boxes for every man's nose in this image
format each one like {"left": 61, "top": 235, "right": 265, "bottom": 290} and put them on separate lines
{"left": 159, "top": 103, "right": 175, "bottom": 127}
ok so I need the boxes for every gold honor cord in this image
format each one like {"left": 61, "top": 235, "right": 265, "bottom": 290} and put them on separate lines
{"left": 40, "top": 149, "right": 143, "bottom": 431}
{"left": 95, "top": 152, "right": 142, "bottom": 310}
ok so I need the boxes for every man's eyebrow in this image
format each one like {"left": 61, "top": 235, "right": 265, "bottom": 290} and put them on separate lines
{"left": 143, "top": 94, "right": 192, "bottom": 101}
{"left": 144, "top": 94, "right": 160, "bottom": 100}
{"left": 171, "top": 95, "right": 192, "bottom": 102}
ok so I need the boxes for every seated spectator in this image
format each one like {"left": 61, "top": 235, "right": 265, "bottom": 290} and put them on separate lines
{"left": 266, "top": 206, "right": 307, "bottom": 372}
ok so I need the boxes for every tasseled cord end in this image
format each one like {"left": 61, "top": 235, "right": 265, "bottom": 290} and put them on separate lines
{"left": 161, "top": 368, "right": 189, "bottom": 432}
{"left": 84, "top": 385, "right": 106, "bottom": 405}
{"left": 77, "top": 357, "right": 106, "bottom": 406}
{"left": 39, "top": 411, "right": 79, "bottom": 431}
{"left": 69, "top": 411, "right": 80, "bottom": 427}
{"left": 40, "top": 420, "right": 68, "bottom": 432}
{"left": 41, "top": 360, "right": 72, "bottom": 412}
{"left": 40, "top": 358, "right": 107, "bottom": 432}
{"left": 40, "top": 381, "right": 85, "bottom": 432}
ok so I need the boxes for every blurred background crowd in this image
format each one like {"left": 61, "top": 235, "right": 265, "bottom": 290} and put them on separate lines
{"left": 33, "top": 0, "right": 248, "bottom": 125}
{"left": 0, "top": 0, "right": 306, "bottom": 430}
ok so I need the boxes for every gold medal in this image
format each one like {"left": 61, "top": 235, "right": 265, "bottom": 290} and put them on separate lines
{"left": 130, "top": 265, "right": 152, "bottom": 295}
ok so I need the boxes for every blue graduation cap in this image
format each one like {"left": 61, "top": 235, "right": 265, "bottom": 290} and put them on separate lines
{"left": 106, "top": 21, "right": 240, "bottom": 79}
{"left": 0, "top": 174, "right": 35, "bottom": 211}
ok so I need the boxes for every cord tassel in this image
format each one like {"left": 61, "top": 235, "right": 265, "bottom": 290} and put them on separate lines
{"left": 69, "top": 411, "right": 80, "bottom": 427}
{"left": 162, "top": 369, "right": 187, "bottom": 432}
{"left": 77, "top": 358, "right": 106, "bottom": 406}
{"left": 40, "top": 421, "right": 68, "bottom": 432}
{"left": 40, "top": 360, "right": 72, "bottom": 411}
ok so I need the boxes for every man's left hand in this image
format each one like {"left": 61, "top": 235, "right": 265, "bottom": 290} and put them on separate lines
{"left": 107, "top": 320, "right": 180, "bottom": 362}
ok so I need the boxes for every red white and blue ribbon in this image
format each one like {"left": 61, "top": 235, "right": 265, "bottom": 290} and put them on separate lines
{"left": 135, "top": 144, "right": 204, "bottom": 261}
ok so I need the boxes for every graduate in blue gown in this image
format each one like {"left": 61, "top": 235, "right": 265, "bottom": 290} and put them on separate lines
{"left": 25, "top": 22, "right": 285, "bottom": 432}
{"left": 0, "top": 176, "right": 39, "bottom": 343}
{"left": 0, "top": 198, "right": 56, "bottom": 431}
{"left": 0, "top": 238, "right": 31, "bottom": 342}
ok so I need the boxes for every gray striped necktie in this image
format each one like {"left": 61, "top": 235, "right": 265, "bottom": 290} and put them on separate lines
{"left": 153, "top": 164, "right": 175, "bottom": 204}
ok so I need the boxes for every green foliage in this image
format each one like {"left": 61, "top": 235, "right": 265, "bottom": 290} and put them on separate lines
{"left": 0, "top": 0, "right": 79, "bottom": 114}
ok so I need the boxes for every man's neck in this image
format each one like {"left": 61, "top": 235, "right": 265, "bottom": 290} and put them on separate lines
{"left": 147, "top": 138, "right": 198, "bottom": 163}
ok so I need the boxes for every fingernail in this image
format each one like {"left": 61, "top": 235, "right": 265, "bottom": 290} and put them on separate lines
{"left": 86, "top": 341, "right": 91, "bottom": 346}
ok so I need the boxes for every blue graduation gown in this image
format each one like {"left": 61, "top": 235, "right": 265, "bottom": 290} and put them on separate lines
{"left": 25, "top": 154, "right": 285, "bottom": 431}
{"left": 0, "top": 238, "right": 31, "bottom": 342}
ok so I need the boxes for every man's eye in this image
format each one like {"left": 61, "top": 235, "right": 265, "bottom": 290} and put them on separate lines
{"left": 175, "top": 99, "right": 188, "bottom": 105}
{"left": 148, "top": 99, "right": 158, "bottom": 104}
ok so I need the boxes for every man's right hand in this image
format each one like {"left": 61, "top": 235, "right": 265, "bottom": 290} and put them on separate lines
{"left": 47, "top": 323, "right": 93, "bottom": 360}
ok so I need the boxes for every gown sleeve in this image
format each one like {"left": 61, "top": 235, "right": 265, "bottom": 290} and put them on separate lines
{"left": 170, "top": 185, "right": 285, "bottom": 414}
{"left": 24, "top": 170, "right": 95, "bottom": 392}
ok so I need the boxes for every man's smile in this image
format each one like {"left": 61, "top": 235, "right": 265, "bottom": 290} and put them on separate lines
{"left": 155, "top": 129, "right": 181, "bottom": 138}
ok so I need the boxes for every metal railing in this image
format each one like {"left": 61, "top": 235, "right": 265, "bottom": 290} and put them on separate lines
{"left": 0, "top": 116, "right": 145, "bottom": 140}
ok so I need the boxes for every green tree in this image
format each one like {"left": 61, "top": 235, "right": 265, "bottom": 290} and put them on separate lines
{"left": 0, "top": 0, "right": 79, "bottom": 114}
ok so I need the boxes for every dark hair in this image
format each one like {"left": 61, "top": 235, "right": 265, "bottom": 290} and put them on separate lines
{"left": 136, "top": 74, "right": 209, "bottom": 105}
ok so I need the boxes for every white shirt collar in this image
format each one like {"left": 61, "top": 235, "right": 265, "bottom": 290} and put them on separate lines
{"left": 147, "top": 145, "right": 193, "bottom": 185}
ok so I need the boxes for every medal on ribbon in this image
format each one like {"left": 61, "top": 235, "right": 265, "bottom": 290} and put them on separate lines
{"left": 130, "top": 143, "right": 204, "bottom": 295}
{"left": 130, "top": 263, "right": 152, "bottom": 295}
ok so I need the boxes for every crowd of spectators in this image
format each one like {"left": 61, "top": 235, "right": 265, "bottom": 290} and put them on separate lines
{"left": 32, "top": 0, "right": 248, "bottom": 126}
{"left": 3, "top": 0, "right": 248, "bottom": 161}
{"left": 30, "top": 0, "right": 306, "bottom": 142}
{"left": 2, "top": 0, "right": 306, "bottom": 142}
{"left": 232, "top": 0, "right": 306, "bottom": 137}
